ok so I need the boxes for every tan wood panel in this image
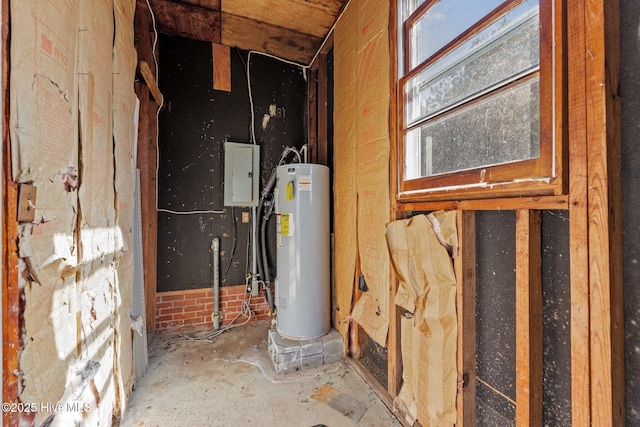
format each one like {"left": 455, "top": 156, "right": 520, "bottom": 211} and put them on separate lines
{"left": 221, "top": 13, "right": 322, "bottom": 64}
{"left": 222, "top": 0, "right": 344, "bottom": 38}
{"left": 212, "top": 43, "right": 231, "bottom": 92}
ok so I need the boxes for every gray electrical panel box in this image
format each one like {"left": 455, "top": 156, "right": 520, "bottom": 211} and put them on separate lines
{"left": 224, "top": 142, "right": 260, "bottom": 207}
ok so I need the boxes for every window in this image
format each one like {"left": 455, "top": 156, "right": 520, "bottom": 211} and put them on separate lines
{"left": 398, "top": 0, "right": 564, "bottom": 200}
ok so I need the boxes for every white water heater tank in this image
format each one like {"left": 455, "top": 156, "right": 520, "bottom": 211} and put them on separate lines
{"left": 275, "top": 163, "right": 330, "bottom": 340}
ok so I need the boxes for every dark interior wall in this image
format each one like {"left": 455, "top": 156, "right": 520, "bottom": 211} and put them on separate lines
{"left": 475, "top": 210, "right": 571, "bottom": 425}
{"left": 621, "top": 0, "right": 640, "bottom": 424}
{"left": 156, "top": 34, "right": 307, "bottom": 292}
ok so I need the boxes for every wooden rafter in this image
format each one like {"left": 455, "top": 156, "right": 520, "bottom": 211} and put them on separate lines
{"left": 147, "top": 0, "right": 221, "bottom": 43}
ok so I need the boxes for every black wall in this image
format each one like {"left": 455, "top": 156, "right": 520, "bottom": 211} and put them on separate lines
{"left": 475, "top": 211, "right": 571, "bottom": 426}
{"left": 156, "top": 34, "right": 307, "bottom": 292}
{"left": 621, "top": 1, "right": 640, "bottom": 424}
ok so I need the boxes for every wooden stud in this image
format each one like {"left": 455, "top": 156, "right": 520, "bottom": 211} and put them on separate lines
{"left": 387, "top": 212, "right": 406, "bottom": 399}
{"left": 387, "top": 0, "right": 402, "bottom": 401}
{"left": 308, "top": 66, "right": 318, "bottom": 163}
{"left": 585, "top": 0, "right": 624, "bottom": 424}
{"left": 316, "top": 53, "right": 328, "bottom": 166}
{"left": 3, "top": 0, "right": 20, "bottom": 424}
{"left": 455, "top": 210, "right": 477, "bottom": 427}
{"left": 212, "top": 43, "right": 231, "bottom": 92}
{"left": 398, "top": 195, "right": 569, "bottom": 212}
{"left": 139, "top": 61, "right": 163, "bottom": 105}
{"left": 134, "top": 1, "right": 158, "bottom": 332}
{"left": 515, "top": 209, "right": 543, "bottom": 426}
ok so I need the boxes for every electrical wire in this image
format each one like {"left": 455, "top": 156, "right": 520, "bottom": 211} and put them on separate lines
{"left": 167, "top": 283, "right": 255, "bottom": 345}
{"left": 223, "top": 206, "right": 237, "bottom": 281}
{"left": 145, "top": 0, "right": 226, "bottom": 216}
{"left": 246, "top": 51, "right": 310, "bottom": 147}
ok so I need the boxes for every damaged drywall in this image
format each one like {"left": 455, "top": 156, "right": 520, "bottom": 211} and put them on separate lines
{"left": 334, "top": 0, "right": 391, "bottom": 349}
{"left": 9, "top": 0, "right": 138, "bottom": 424}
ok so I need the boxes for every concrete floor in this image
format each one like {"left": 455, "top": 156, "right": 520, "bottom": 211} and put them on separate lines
{"left": 121, "top": 321, "right": 401, "bottom": 427}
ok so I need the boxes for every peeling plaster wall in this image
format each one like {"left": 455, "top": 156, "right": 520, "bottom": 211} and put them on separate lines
{"left": 9, "top": 0, "right": 138, "bottom": 425}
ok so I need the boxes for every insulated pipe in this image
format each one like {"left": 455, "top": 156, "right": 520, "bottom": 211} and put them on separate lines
{"left": 261, "top": 203, "right": 276, "bottom": 314}
{"left": 256, "top": 170, "right": 278, "bottom": 286}
{"left": 212, "top": 238, "right": 220, "bottom": 330}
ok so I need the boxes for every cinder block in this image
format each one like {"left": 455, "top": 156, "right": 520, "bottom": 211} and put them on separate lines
{"left": 322, "top": 331, "right": 344, "bottom": 364}
{"left": 300, "top": 339, "right": 323, "bottom": 357}
{"left": 269, "top": 328, "right": 344, "bottom": 373}
{"left": 268, "top": 329, "right": 300, "bottom": 354}
{"left": 301, "top": 353, "right": 324, "bottom": 370}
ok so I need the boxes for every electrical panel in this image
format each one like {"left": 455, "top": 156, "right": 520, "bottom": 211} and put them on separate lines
{"left": 224, "top": 142, "right": 260, "bottom": 207}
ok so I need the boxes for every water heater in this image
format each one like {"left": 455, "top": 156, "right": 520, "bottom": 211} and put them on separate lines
{"left": 275, "top": 164, "right": 330, "bottom": 340}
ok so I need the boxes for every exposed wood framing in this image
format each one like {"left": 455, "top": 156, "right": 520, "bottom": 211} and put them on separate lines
{"left": 140, "top": 61, "right": 164, "bottom": 105}
{"left": 147, "top": 0, "right": 221, "bottom": 43}
{"left": 568, "top": 0, "right": 623, "bottom": 424}
{"left": 455, "top": 211, "right": 476, "bottom": 427}
{"left": 388, "top": 3, "right": 401, "bottom": 401}
{"left": 308, "top": 66, "right": 318, "bottom": 162}
{"left": 398, "top": 195, "right": 569, "bottom": 212}
{"left": 212, "top": 43, "right": 231, "bottom": 92}
{"left": 515, "top": 209, "right": 543, "bottom": 425}
{"left": 222, "top": 0, "right": 342, "bottom": 39}
{"left": 3, "top": 0, "right": 20, "bottom": 424}
{"left": 135, "top": 0, "right": 159, "bottom": 332}
{"left": 316, "top": 53, "right": 328, "bottom": 166}
{"left": 221, "top": 13, "right": 322, "bottom": 65}
{"left": 585, "top": 0, "right": 624, "bottom": 424}
{"left": 567, "top": 0, "right": 590, "bottom": 422}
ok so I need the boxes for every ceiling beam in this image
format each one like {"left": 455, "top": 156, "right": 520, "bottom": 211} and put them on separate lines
{"left": 221, "top": 13, "right": 322, "bottom": 64}
{"left": 147, "top": 0, "right": 221, "bottom": 43}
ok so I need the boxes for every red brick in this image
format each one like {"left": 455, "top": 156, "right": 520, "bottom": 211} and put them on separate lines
{"left": 185, "top": 291, "right": 210, "bottom": 300}
{"left": 222, "top": 286, "right": 246, "bottom": 295}
{"left": 159, "top": 294, "right": 186, "bottom": 302}
{"left": 225, "top": 300, "right": 242, "bottom": 308}
{"left": 159, "top": 307, "right": 186, "bottom": 315}
{"left": 156, "top": 314, "right": 174, "bottom": 323}
{"left": 172, "top": 312, "right": 199, "bottom": 320}
{"left": 156, "top": 301, "right": 174, "bottom": 310}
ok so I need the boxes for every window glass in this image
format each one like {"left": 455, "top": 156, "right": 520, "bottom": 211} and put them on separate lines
{"left": 404, "top": 0, "right": 427, "bottom": 20}
{"left": 409, "top": 0, "right": 505, "bottom": 68}
{"left": 406, "top": 0, "right": 539, "bottom": 126}
{"left": 404, "top": 77, "right": 540, "bottom": 180}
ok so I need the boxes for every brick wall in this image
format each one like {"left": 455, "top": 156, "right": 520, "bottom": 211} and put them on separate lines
{"left": 155, "top": 285, "right": 272, "bottom": 333}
